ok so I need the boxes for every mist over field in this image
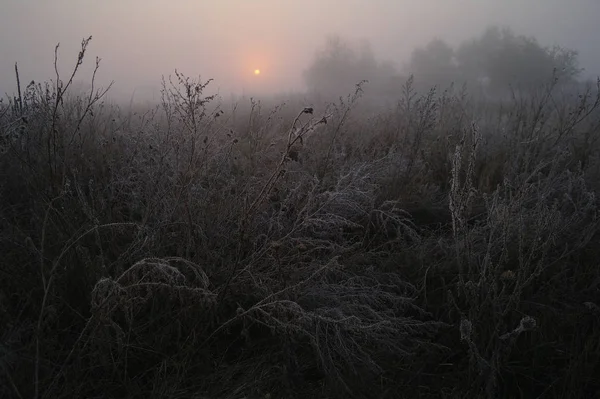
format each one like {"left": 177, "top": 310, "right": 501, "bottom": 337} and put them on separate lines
{"left": 1, "top": 0, "right": 600, "bottom": 101}
{"left": 2, "top": 2, "right": 600, "bottom": 399}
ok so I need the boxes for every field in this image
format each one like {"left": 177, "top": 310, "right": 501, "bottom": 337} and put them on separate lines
{"left": 1, "top": 44, "right": 600, "bottom": 398}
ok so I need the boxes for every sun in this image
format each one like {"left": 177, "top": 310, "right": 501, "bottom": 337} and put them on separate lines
{"left": 254, "top": 69, "right": 261, "bottom": 76}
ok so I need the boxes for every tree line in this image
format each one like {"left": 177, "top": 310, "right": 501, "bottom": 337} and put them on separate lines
{"left": 303, "top": 26, "right": 584, "bottom": 98}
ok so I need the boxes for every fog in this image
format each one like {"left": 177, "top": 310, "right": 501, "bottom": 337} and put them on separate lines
{"left": 1, "top": 0, "right": 599, "bottom": 101}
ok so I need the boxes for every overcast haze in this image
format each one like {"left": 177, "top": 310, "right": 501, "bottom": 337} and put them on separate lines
{"left": 1, "top": 0, "right": 599, "bottom": 101}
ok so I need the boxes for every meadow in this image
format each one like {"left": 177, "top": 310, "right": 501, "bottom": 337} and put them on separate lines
{"left": 1, "top": 40, "right": 600, "bottom": 398}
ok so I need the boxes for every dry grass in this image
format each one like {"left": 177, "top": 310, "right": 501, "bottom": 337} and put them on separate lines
{"left": 1, "top": 39, "right": 600, "bottom": 399}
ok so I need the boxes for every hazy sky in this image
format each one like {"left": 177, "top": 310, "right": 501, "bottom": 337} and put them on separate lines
{"left": 1, "top": 0, "right": 599, "bottom": 101}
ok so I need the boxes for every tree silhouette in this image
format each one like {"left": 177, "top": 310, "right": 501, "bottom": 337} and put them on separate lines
{"left": 404, "top": 26, "right": 583, "bottom": 97}
{"left": 303, "top": 36, "right": 399, "bottom": 98}
{"left": 406, "top": 38, "right": 458, "bottom": 90}
{"left": 457, "top": 27, "right": 583, "bottom": 94}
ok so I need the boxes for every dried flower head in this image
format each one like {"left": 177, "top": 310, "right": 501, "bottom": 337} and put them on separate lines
{"left": 519, "top": 316, "right": 536, "bottom": 331}
{"left": 501, "top": 270, "right": 515, "bottom": 281}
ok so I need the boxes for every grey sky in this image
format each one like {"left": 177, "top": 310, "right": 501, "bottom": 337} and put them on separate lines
{"left": 1, "top": 0, "right": 599, "bottom": 100}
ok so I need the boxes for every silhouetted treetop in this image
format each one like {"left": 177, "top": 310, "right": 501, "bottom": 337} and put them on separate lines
{"left": 406, "top": 26, "right": 583, "bottom": 95}
{"left": 303, "top": 36, "right": 399, "bottom": 98}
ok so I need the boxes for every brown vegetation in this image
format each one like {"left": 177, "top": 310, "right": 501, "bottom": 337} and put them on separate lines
{"left": 1, "top": 39, "right": 600, "bottom": 398}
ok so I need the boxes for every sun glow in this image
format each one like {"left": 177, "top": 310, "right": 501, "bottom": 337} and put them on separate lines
{"left": 254, "top": 69, "right": 261, "bottom": 75}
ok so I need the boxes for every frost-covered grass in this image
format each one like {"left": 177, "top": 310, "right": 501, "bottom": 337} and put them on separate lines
{"left": 1, "top": 40, "right": 600, "bottom": 399}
